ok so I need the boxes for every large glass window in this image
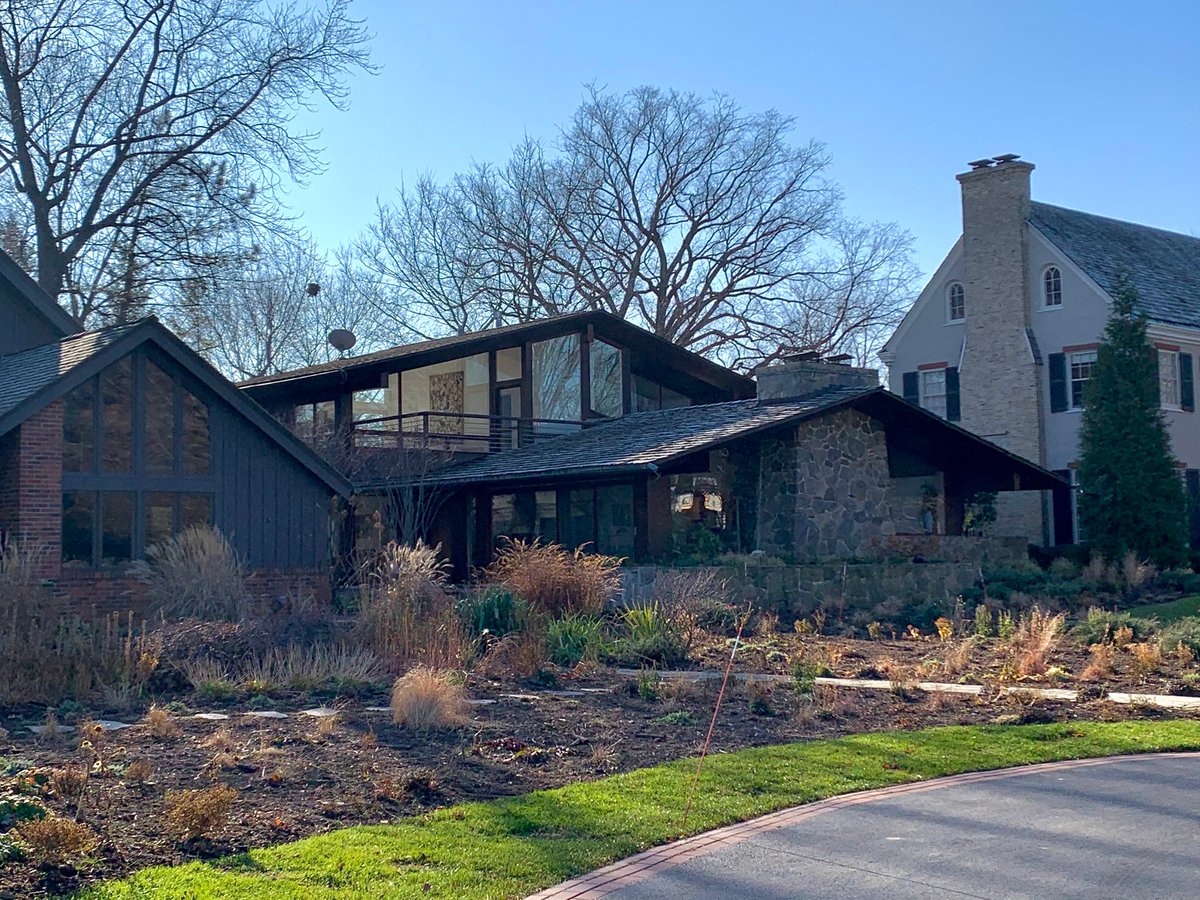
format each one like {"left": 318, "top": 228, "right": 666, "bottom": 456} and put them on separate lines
{"left": 632, "top": 375, "right": 690, "bottom": 412}
{"left": 353, "top": 375, "right": 399, "bottom": 425}
{"left": 100, "top": 357, "right": 133, "bottom": 473}
{"left": 60, "top": 353, "right": 215, "bottom": 566}
{"left": 532, "top": 335, "right": 581, "bottom": 422}
{"left": 495, "top": 346, "right": 522, "bottom": 382}
{"left": 402, "top": 354, "right": 489, "bottom": 439}
{"left": 561, "top": 488, "right": 596, "bottom": 551}
{"left": 596, "top": 485, "right": 635, "bottom": 557}
{"left": 589, "top": 340, "right": 623, "bottom": 418}
{"left": 1070, "top": 351, "right": 1097, "bottom": 409}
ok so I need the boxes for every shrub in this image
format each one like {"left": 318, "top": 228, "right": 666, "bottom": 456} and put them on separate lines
{"left": 973, "top": 604, "right": 993, "bottom": 638}
{"left": 635, "top": 669, "right": 660, "bottom": 701}
{"left": 1081, "top": 643, "right": 1115, "bottom": 681}
{"left": 1128, "top": 642, "right": 1163, "bottom": 677}
{"left": 1160, "top": 617, "right": 1200, "bottom": 657}
{"left": 49, "top": 766, "right": 89, "bottom": 803}
{"left": 358, "top": 541, "right": 465, "bottom": 669}
{"left": 1010, "top": 608, "right": 1065, "bottom": 677}
{"left": 390, "top": 667, "right": 467, "bottom": 729}
{"left": 485, "top": 538, "right": 621, "bottom": 617}
{"left": 476, "top": 628, "right": 550, "bottom": 681}
{"left": 547, "top": 615, "right": 606, "bottom": 667}
{"left": 145, "top": 705, "right": 181, "bottom": 740}
{"left": 163, "top": 784, "right": 237, "bottom": 841}
{"left": 0, "top": 792, "right": 47, "bottom": 829}
{"left": 238, "top": 643, "right": 383, "bottom": 693}
{"left": 15, "top": 816, "right": 99, "bottom": 864}
{"left": 457, "top": 588, "right": 528, "bottom": 639}
{"left": 651, "top": 569, "right": 735, "bottom": 634}
{"left": 613, "top": 603, "right": 687, "bottom": 668}
{"left": 131, "top": 526, "right": 247, "bottom": 621}
{"left": 1070, "top": 608, "right": 1158, "bottom": 645}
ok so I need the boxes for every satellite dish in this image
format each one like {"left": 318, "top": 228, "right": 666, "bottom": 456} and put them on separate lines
{"left": 306, "top": 282, "right": 321, "bottom": 297}
{"left": 327, "top": 329, "right": 357, "bottom": 354}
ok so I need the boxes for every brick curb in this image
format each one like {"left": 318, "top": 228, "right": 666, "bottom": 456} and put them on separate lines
{"left": 525, "top": 751, "right": 1200, "bottom": 899}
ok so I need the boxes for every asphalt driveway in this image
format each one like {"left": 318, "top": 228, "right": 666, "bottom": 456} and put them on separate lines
{"left": 534, "top": 753, "right": 1200, "bottom": 899}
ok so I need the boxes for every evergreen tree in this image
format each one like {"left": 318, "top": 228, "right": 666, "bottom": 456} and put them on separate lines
{"left": 1077, "top": 276, "right": 1187, "bottom": 566}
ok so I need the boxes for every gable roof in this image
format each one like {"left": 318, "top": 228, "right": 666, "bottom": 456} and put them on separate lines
{"left": 238, "top": 309, "right": 755, "bottom": 401}
{"left": 1029, "top": 202, "right": 1200, "bottom": 329}
{"left": 0, "top": 248, "right": 81, "bottom": 336}
{"left": 406, "top": 386, "right": 1062, "bottom": 491}
{"left": 0, "top": 319, "right": 351, "bottom": 496}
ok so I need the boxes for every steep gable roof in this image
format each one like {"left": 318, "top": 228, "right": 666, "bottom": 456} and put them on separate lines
{"left": 0, "top": 248, "right": 81, "bottom": 336}
{"left": 1029, "top": 202, "right": 1200, "bottom": 329}
{"left": 407, "top": 386, "right": 1062, "bottom": 490}
{"left": 0, "top": 319, "right": 351, "bottom": 496}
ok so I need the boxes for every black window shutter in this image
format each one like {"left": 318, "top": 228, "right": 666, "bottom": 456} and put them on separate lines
{"left": 945, "top": 367, "right": 961, "bottom": 422}
{"left": 1052, "top": 469, "right": 1074, "bottom": 545}
{"left": 1048, "top": 353, "right": 1067, "bottom": 413}
{"left": 1181, "top": 353, "right": 1195, "bottom": 412}
{"left": 902, "top": 371, "right": 919, "bottom": 405}
{"left": 1187, "top": 469, "right": 1200, "bottom": 548}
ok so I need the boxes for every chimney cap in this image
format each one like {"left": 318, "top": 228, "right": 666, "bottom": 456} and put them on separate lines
{"left": 993, "top": 153, "right": 1021, "bottom": 164}
{"left": 967, "top": 158, "right": 994, "bottom": 169}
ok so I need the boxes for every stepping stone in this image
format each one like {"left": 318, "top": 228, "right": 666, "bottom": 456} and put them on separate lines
{"left": 301, "top": 707, "right": 338, "bottom": 718}
{"left": 578, "top": 687, "right": 612, "bottom": 694}
{"left": 501, "top": 693, "right": 540, "bottom": 702}
{"left": 94, "top": 720, "right": 133, "bottom": 731}
{"left": 466, "top": 698, "right": 497, "bottom": 706}
{"left": 364, "top": 706, "right": 391, "bottom": 713}
{"left": 192, "top": 712, "right": 230, "bottom": 721}
{"left": 539, "top": 690, "right": 586, "bottom": 697}
{"left": 28, "top": 725, "right": 76, "bottom": 735}
{"left": 244, "top": 710, "right": 288, "bottom": 719}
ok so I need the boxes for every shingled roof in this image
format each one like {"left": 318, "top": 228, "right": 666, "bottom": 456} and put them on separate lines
{"left": 411, "top": 385, "right": 1063, "bottom": 490}
{"left": 0, "top": 322, "right": 140, "bottom": 419}
{"left": 1029, "top": 202, "right": 1200, "bottom": 329}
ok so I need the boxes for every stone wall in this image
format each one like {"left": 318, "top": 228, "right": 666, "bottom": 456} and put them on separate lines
{"left": 621, "top": 560, "right": 981, "bottom": 627}
{"left": 757, "top": 408, "right": 900, "bottom": 561}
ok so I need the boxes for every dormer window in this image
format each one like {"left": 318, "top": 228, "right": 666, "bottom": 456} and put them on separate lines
{"left": 1044, "top": 266, "right": 1063, "bottom": 307}
{"left": 947, "top": 282, "right": 965, "bottom": 321}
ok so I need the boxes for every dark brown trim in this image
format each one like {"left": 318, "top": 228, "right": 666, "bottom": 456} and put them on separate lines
{"left": 917, "top": 361, "right": 949, "bottom": 370}
{"left": 1062, "top": 342, "right": 1100, "bottom": 353}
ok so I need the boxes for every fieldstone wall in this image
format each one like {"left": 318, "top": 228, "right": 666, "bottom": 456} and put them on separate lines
{"left": 757, "top": 408, "right": 899, "bottom": 561}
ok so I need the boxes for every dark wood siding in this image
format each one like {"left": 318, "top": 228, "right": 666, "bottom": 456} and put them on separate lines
{"left": 210, "top": 396, "right": 332, "bottom": 568}
{"left": 0, "top": 285, "right": 65, "bottom": 356}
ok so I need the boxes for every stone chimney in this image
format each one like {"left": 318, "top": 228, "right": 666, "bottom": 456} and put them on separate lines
{"left": 956, "top": 154, "right": 1047, "bottom": 541}
{"left": 755, "top": 353, "right": 879, "bottom": 402}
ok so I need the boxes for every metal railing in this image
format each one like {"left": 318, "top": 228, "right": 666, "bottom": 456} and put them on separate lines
{"left": 350, "top": 410, "right": 592, "bottom": 455}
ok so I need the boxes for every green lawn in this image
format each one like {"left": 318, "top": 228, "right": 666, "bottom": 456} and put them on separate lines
{"left": 84, "top": 720, "right": 1200, "bottom": 900}
{"left": 1127, "top": 594, "right": 1200, "bottom": 624}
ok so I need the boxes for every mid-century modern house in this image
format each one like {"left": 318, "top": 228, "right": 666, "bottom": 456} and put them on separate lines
{"left": 241, "top": 312, "right": 1062, "bottom": 579}
{"left": 880, "top": 155, "right": 1200, "bottom": 548}
{"left": 0, "top": 251, "right": 350, "bottom": 612}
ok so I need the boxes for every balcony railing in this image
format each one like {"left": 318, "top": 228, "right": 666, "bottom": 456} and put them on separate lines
{"left": 351, "top": 411, "right": 593, "bottom": 455}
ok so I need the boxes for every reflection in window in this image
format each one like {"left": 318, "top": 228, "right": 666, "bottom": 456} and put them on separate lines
{"left": 145, "top": 492, "right": 176, "bottom": 549}
{"left": 181, "top": 386, "right": 211, "bottom": 475}
{"left": 101, "top": 357, "right": 133, "bottom": 473}
{"left": 63, "top": 379, "right": 94, "bottom": 473}
{"left": 596, "top": 485, "right": 635, "bottom": 557}
{"left": 181, "top": 493, "right": 213, "bottom": 529}
{"left": 492, "top": 493, "right": 535, "bottom": 546}
{"left": 145, "top": 359, "right": 175, "bottom": 475}
{"left": 495, "top": 346, "right": 522, "bottom": 382}
{"left": 62, "top": 491, "right": 95, "bottom": 565}
{"left": 535, "top": 491, "right": 558, "bottom": 542}
{"left": 532, "top": 335, "right": 581, "bottom": 422}
{"left": 590, "top": 340, "right": 623, "bottom": 417}
{"left": 101, "top": 492, "right": 134, "bottom": 564}
{"left": 561, "top": 488, "right": 596, "bottom": 551}
{"left": 402, "top": 355, "right": 489, "bottom": 438}
{"left": 632, "top": 375, "right": 690, "bottom": 412}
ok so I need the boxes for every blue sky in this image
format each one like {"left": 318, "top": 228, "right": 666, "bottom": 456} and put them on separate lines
{"left": 288, "top": 0, "right": 1200, "bottom": 280}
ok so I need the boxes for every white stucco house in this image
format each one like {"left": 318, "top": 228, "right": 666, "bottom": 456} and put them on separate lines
{"left": 879, "top": 155, "right": 1200, "bottom": 548}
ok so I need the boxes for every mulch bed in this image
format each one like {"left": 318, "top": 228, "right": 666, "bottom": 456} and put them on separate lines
{"left": 1, "top": 664, "right": 1195, "bottom": 898}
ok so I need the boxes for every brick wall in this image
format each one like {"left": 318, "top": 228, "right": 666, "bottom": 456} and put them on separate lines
{"left": 956, "top": 160, "right": 1047, "bottom": 542}
{"left": 3, "top": 402, "right": 65, "bottom": 575}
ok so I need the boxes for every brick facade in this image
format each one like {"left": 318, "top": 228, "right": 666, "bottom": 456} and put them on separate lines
{"left": 957, "top": 161, "right": 1048, "bottom": 542}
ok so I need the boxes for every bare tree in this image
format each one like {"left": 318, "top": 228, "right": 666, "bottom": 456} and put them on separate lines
{"left": 0, "top": 0, "right": 372, "bottom": 324}
{"left": 363, "top": 86, "right": 918, "bottom": 369}
{"left": 176, "top": 232, "right": 390, "bottom": 379}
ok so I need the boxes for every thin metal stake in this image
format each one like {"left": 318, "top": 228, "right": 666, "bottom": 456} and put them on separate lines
{"left": 680, "top": 607, "right": 751, "bottom": 831}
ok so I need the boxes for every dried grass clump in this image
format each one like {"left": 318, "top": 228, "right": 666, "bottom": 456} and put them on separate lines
{"left": 15, "top": 816, "right": 99, "bottom": 864}
{"left": 1081, "top": 643, "right": 1115, "bottom": 681}
{"left": 240, "top": 643, "right": 383, "bottom": 692}
{"left": 0, "top": 537, "right": 160, "bottom": 704}
{"left": 1120, "top": 552, "right": 1155, "bottom": 592}
{"left": 1010, "top": 607, "right": 1065, "bottom": 677}
{"left": 941, "top": 639, "right": 975, "bottom": 677}
{"left": 1128, "top": 642, "right": 1163, "bottom": 677}
{"left": 390, "top": 666, "right": 467, "bottom": 730}
{"left": 358, "top": 542, "right": 465, "bottom": 669}
{"left": 485, "top": 538, "right": 622, "bottom": 617}
{"left": 131, "top": 526, "right": 247, "bottom": 622}
{"left": 145, "top": 705, "right": 181, "bottom": 740}
{"left": 163, "top": 784, "right": 237, "bottom": 841}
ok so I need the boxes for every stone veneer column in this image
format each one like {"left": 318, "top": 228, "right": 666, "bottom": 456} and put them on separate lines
{"left": 16, "top": 401, "right": 64, "bottom": 577}
{"left": 956, "top": 160, "right": 1047, "bottom": 542}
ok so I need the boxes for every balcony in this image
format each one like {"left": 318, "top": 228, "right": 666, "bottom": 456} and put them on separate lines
{"left": 350, "top": 411, "right": 592, "bottom": 456}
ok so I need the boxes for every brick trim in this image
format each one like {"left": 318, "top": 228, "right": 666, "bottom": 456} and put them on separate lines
{"left": 1062, "top": 343, "right": 1100, "bottom": 353}
{"left": 917, "top": 361, "right": 949, "bottom": 370}
{"left": 1155, "top": 342, "right": 1182, "bottom": 352}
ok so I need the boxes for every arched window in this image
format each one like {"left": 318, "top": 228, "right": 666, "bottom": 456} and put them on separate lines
{"left": 1044, "top": 266, "right": 1063, "bottom": 307}
{"left": 947, "top": 282, "right": 965, "bottom": 321}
